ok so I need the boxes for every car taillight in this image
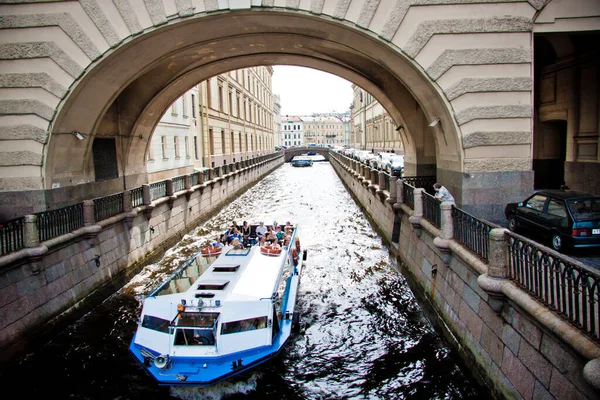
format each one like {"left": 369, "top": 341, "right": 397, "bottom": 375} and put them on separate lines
{"left": 572, "top": 228, "right": 591, "bottom": 236}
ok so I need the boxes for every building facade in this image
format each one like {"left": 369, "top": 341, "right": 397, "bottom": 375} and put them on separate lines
{"left": 147, "top": 67, "right": 275, "bottom": 179}
{"left": 302, "top": 115, "right": 346, "bottom": 147}
{"left": 351, "top": 86, "right": 404, "bottom": 154}
{"left": 281, "top": 116, "right": 304, "bottom": 147}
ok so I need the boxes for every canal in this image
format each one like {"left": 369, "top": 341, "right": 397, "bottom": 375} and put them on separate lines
{"left": 0, "top": 162, "right": 487, "bottom": 399}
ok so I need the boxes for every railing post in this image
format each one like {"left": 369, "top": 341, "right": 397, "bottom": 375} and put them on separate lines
{"left": 184, "top": 174, "right": 191, "bottom": 190}
{"left": 368, "top": 168, "right": 378, "bottom": 191}
{"left": 142, "top": 184, "right": 151, "bottom": 205}
{"left": 477, "top": 228, "right": 509, "bottom": 313}
{"left": 409, "top": 188, "right": 423, "bottom": 237}
{"left": 142, "top": 183, "right": 153, "bottom": 219}
{"left": 83, "top": 200, "right": 95, "bottom": 227}
{"left": 23, "top": 214, "right": 39, "bottom": 248}
{"left": 387, "top": 176, "right": 397, "bottom": 205}
{"left": 122, "top": 190, "right": 132, "bottom": 213}
{"left": 166, "top": 179, "right": 174, "bottom": 197}
{"left": 433, "top": 202, "right": 454, "bottom": 266}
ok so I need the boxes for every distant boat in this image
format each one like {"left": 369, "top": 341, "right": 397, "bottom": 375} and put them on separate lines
{"left": 291, "top": 156, "right": 313, "bottom": 167}
{"left": 129, "top": 223, "right": 306, "bottom": 386}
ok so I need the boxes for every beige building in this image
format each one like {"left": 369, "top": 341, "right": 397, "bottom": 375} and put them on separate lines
{"left": 146, "top": 67, "right": 275, "bottom": 179}
{"left": 302, "top": 116, "right": 346, "bottom": 147}
{"left": 351, "top": 86, "right": 404, "bottom": 154}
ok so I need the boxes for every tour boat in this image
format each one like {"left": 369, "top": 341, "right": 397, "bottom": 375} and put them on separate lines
{"left": 129, "top": 223, "right": 306, "bottom": 386}
{"left": 291, "top": 156, "right": 313, "bottom": 167}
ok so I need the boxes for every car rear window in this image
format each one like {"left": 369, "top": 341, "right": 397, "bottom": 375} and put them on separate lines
{"left": 567, "top": 198, "right": 600, "bottom": 221}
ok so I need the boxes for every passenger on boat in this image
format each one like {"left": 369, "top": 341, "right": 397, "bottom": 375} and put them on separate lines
{"left": 241, "top": 221, "right": 251, "bottom": 238}
{"left": 227, "top": 227, "right": 243, "bottom": 244}
{"left": 231, "top": 237, "right": 245, "bottom": 250}
{"left": 272, "top": 221, "right": 279, "bottom": 231}
{"left": 231, "top": 220, "right": 240, "bottom": 231}
{"left": 266, "top": 230, "right": 278, "bottom": 245}
{"left": 256, "top": 221, "right": 268, "bottom": 237}
{"left": 275, "top": 226, "right": 284, "bottom": 242}
{"left": 214, "top": 234, "right": 226, "bottom": 247}
{"left": 257, "top": 236, "right": 267, "bottom": 247}
{"left": 283, "top": 235, "right": 292, "bottom": 248}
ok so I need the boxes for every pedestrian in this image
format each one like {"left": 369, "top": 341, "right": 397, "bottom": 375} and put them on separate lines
{"left": 433, "top": 183, "right": 455, "bottom": 203}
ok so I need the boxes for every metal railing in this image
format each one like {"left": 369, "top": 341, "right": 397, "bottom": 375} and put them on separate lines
{"left": 422, "top": 192, "right": 441, "bottom": 228}
{"left": 452, "top": 206, "right": 495, "bottom": 262}
{"left": 173, "top": 175, "right": 186, "bottom": 192}
{"left": 0, "top": 152, "right": 284, "bottom": 257}
{"left": 93, "top": 193, "right": 123, "bottom": 222}
{"left": 36, "top": 203, "right": 84, "bottom": 242}
{"left": 190, "top": 172, "right": 199, "bottom": 187}
{"left": 507, "top": 232, "right": 600, "bottom": 341}
{"left": 403, "top": 176, "right": 436, "bottom": 195}
{"left": 150, "top": 181, "right": 167, "bottom": 200}
{"left": 0, "top": 216, "right": 24, "bottom": 256}
{"left": 403, "top": 182, "right": 415, "bottom": 209}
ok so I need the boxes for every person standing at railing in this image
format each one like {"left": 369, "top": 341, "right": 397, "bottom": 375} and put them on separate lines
{"left": 434, "top": 183, "right": 455, "bottom": 204}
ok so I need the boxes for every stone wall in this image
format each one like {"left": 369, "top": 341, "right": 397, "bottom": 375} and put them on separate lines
{"left": 0, "top": 157, "right": 283, "bottom": 364}
{"left": 330, "top": 154, "right": 600, "bottom": 400}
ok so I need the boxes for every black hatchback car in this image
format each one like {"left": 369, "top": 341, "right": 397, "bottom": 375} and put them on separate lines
{"left": 504, "top": 190, "right": 600, "bottom": 252}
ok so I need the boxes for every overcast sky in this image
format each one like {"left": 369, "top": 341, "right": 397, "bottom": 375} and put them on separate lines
{"left": 272, "top": 66, "right": 354, "bottom": 116}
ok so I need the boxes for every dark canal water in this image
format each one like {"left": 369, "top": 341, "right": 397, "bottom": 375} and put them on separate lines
{"left": 0, "top": 161, "right": 487, "bottom": 399}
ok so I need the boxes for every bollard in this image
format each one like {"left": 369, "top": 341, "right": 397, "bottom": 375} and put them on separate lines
{"left": 23, "top": 214, "right": 39, "bottom": 248}
{"left": 83, "top": 200, "right": 95, "bottom": 227}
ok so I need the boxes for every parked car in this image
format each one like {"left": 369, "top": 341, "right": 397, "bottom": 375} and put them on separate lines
{"left": 504, "top": 190, "right": 600, "bottom": 252}
{"left": 388, "top": 155, "right": 404, "bottom": 176}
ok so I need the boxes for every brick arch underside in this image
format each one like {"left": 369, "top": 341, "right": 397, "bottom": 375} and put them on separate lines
{"left": 47, "top": 10, "right": 457, "bottom": 190}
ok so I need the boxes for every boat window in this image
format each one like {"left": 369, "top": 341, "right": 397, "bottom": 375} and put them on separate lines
{"left": 221, "top": 316, "right": 268, "bottom": 335}
{"left": 195, "top": 292, "right": 215, "bottom": 298}
{"left": 141, "top": 315, "right": 170, "bottom": 334}
{"left": 226, "top": 248, "right": 251, "bottom": 256}
{"left": 174, "top": 328, "right": 215, "bottom": 346}
{"left": 213, "top": 264, "right": 240, "bottom": 272}
{"left": 197, "top": 282, "right": 229, "bottom": 290}
{"left": 176, "top": 312, "right": 219, "bottom": 328}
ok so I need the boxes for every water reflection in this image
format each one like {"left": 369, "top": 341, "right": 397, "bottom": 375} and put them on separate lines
{"left": 0, "top": 162, "right": 484, "bottom": 399}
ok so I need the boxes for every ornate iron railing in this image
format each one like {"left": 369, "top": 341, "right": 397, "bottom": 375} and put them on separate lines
{"left": 173, "top": 175, "right": 186, "bottom": 192}
{"left": 212, "top": 166, "right": 220, "bottom": 178}
{"left": 422, "top": 191, "right": 441, "bottom": 228}
{"left": 403, "top": 175, "right": 436, "bottom": 195}
{"left": 93, "top": 193, "right": 123, "bottom": 222}
{"left": 36, "top": 203, "right": 84, "bottom": 242}
{"left": 403, "top": 182, "right": 415, "bottom": 209}
{"left": 203, "top": 169, "right": 210, "bottom": 183}
{"left": 507, "top": 232, "right": 600, "bottom": 341}
{"left": 222, "top": 165, "right": 228, "bottom": 175}
{"left": 190, "top": 172, "right": 199, "bottom": 187}
{"left": 0, "top": 216, "right": 24, "bottom": 256}
{"left": 452, "top": 206, "right": 495, "bottom": 261}
{"left": 130, "top": 187, "right": 143, "bottom": 208}
{"left": 150, "top": 181, "right": 167, "bottom": 201}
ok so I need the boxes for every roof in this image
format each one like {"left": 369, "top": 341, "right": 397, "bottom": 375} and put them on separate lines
{"left": 534, "top": 190, "right": 599, "bottom": 200}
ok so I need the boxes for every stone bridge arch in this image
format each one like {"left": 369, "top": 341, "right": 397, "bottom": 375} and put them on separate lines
{"left": 283, "top": 147, "right": 330, "bottom": 162}
{"left": 1, "top": 0, "right": 580, "bottom": 222}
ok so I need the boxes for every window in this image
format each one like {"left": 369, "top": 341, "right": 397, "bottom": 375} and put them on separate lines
{"left": 547, "top": 199, "right": 567, "bottom": 218}
{"left": 206, "top": 80, "right": 212, "bottom": 109}
{"left": 228, "top": 90, "right": 232, "bottom": 115}
{"left": 185, "top": 137, "right": 189, "bottom": 158}
{"left": 161, "top": 136, "right": 168, "bottom": 159}
{"left": 218, "top": 85, "right": 224, "bottom": 111}
{"left": 221, "top": 316, "right": 267, "bottom": 335}
{"left": 230, "top": 131, "right": 235, "bottom": 154}
{"left": 174, "top": 136, "right": 180, "bottom": 158}
{"left": 221, "top": 130, "right": 226, "bottom": 154}
{"left": 194, "top": 137, "right": 198, "bottom": 159}
{"left": 525, "top": 195, "right": 546, "bottom": 212}
{"left": 182, "top": 95, "right": 188, "bottom": 118}
{"left": 142, "top": 315, "right": 170, "bottom": 334}
{"left": 209, "top": 129, "right": 214, "bottom": 154}
{"left": 197, "top": 282, "right": 229, "bottom": 290}
{"left": 191, "top": 94, "right": 196, "bottom": 117}
{"left": 93, "top": 138, "right": 118, "bottom": 181}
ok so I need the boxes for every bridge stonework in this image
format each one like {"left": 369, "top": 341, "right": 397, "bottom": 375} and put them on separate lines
{"left": 1, "top": 0, "right": 598, "bottom": 223}
{"left": 330, "top": 154, "right": 600, "bottom": 400}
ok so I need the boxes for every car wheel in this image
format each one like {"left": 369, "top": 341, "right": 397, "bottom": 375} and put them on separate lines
{"left": 507, "top": 216, "right": 519, "bottom": 232}
{"left": 551, "top": 233, "right": 564, "bottom": 252}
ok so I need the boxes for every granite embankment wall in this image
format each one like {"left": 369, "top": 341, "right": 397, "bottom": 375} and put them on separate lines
{"left": 330, "top": 155, "right": 600, "bottom": 400}
{"left": 0, "top": 156, "right": 284, "bottom": 363}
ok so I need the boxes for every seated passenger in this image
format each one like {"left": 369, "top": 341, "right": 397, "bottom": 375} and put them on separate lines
{"left": 266, "top": 230, "right": 278, "bottom": 244}
{"left": 227, "top": 227, "right": 243, "bottom": 244}
{"left": 275, "top": 226, "right": 285, "bottom": 242}
{"left": 255, "top": 221, "right": 268, "bottom": 237}
{"left": 231, "top": 237, "right": 244, "bottom": 250}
